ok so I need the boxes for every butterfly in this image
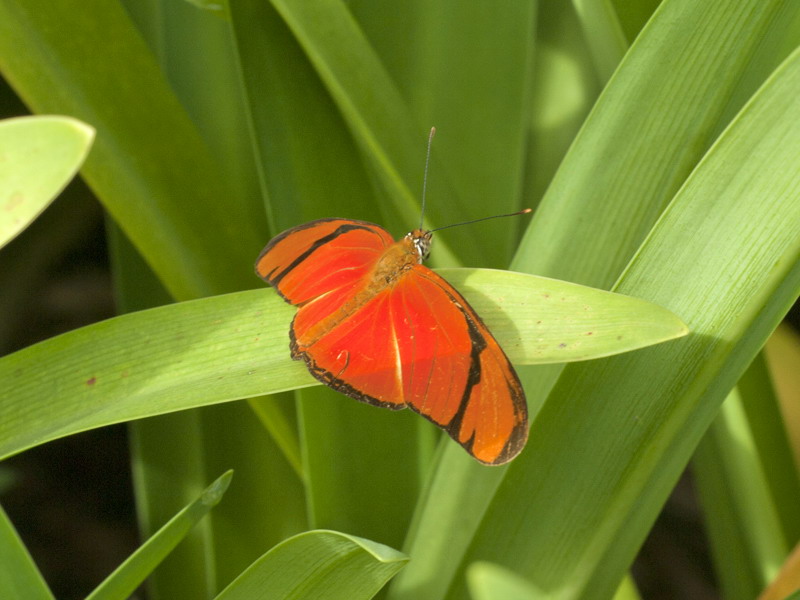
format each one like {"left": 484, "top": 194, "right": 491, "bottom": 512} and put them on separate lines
{"left": 255, "top": 217, "right": 528, "bottom": 465}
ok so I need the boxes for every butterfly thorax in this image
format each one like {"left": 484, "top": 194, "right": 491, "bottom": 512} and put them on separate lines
{"left": 369, "top": 231, "right": 431, "bottom": 286}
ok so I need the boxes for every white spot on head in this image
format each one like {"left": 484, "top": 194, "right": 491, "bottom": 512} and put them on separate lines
{"left": 406, "top": 229, "right": 432, "bottom": 263}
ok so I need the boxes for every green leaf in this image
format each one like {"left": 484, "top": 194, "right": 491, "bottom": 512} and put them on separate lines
{"left": 85, "top": 471, "right": 233, "bottom": 600}
{"left": 0, "top": 503, "right": 53, "bottom": 600}
{"left": 214, "top": 530, "right": 407, "bottom": 600}
{"left": 693, "top": 386, "right": 787, "bottom": 600}
{"left": 445, "top": 269, "right": 687, "bottom": 363}
{"left": 0, "top": 0, "right": 265, "bottom": 299}
{"left": 467, "top": 562, "right": 540, "bottom": 600}
{"left": 444, "top": 41, "right": 800, "bottom": 600}
{"left": 515, "top": 0, "right": 800, "bottom": 288}
{"left": 351, "top": 1, "right": 537, "bottom": 264}
{"left": 267, "top": 0, "right": 484, "bottom": 268}
{"left": 0, "top": 115, "right": 93, "bottom": 249}
{"left": 392, "top": 3, "right": 800, "bottom": 597}
{"left": 0, "top": 269, "right": 685, "bottom": 461}
{"left": 228, "top": 0, "right": 380, "bottom": 233}
{"left": 694, "top": 353, "right": 800, "bottom": 599}
{"left": 571, "top": 0, "right": 628, "bottom": 82}
{"left": 466, "top": 564, "right": 641, "bottom": 600}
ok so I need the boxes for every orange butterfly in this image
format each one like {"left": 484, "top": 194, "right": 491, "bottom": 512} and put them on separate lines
{"left": 255, "top": 217, "right": 528, "bottom": 465}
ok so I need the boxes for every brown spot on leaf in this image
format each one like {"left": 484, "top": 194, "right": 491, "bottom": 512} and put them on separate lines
{"left": 86, "top": 376, "right": 97, "bottom": 386}
{"left": 4, "top": 192, "right": 24, "bottom": 211}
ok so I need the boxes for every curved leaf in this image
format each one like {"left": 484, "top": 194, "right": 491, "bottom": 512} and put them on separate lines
{"left": 214, "top": 530, "right": 407, "bottom": 600}
{"left": 0, "top": 270, "right": 685, "bottom": 460}
{"left": 0, "top": 115, "right": 94, "bottom": 249}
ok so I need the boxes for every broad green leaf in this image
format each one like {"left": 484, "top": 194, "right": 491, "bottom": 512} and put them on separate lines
{"left": 0, "top": 269, "right": 685, "bottom": 461}
{"left": 214, "top": 530, "right": 407, "bottom": 600}
{"left": 448, "top": 270, "right": 687, "bottom": 363}
{"left": 516, "top": 0, "right": 800, "bottom": 287}
{"left": 351, "top": 1, "right": 537, "bottom": 264}
{"left": 0, "top": 503, "right": 53, "bottom": 600}
{"left": 228, "top": 0, "right": 380, "bottom": 233}
{"left": 392, "top": 3, "right": 800, "bottom": 597}
{"left": 268, "top": 0, "right": 485, "bottom": 268}
{"left": 86, "top": 471, "right": 232, "bottom": 600}
{"left": 0, "top": 115, "right": 93, "bottom": 249}
{"left": 445, "top": 43, "right": 800, "bottom": 600}
{"left": 0, "top": 0, "right": 265, "bottom": 300}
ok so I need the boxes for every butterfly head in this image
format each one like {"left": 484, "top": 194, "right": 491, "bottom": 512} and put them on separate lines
{"left": 406, "top": 229, "right": 433, "bottom": 263}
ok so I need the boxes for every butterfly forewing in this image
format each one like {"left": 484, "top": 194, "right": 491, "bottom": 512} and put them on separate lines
{"left": 256, "top": 218, "right": 394, "bottom": 305}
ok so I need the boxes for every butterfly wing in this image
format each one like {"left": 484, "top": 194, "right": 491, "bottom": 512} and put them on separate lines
{"left": 291, "top": 261, "right": 528, "bottom": 465}
{"left": 255, "top": 218, "right": 395, "bottom": 305}
{"left": 396, "top": 266, "right": 527, "bottom": 465}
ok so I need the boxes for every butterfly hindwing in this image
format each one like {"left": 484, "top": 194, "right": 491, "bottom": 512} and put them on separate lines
{"left": 292, "top": 288, "right": 407, "bottom": 409}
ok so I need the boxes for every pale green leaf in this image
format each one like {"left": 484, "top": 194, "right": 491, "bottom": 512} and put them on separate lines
{"left": 0, "top": 115, "right": 93, "bottom": 249}
{"left": 214, "top": 530, "right": 407, "bottom": 600}
{"left": 0, "top": 270, "right": 685, "bottom": 461}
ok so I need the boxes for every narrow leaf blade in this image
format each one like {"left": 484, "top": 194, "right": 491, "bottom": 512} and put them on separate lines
{"left": 85, "top": 471, "right": 233, "bottom": 600}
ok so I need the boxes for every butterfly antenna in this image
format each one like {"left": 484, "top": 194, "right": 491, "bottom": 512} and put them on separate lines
{"left": 420, "top": 127, "right": 436, "bottom": 230}
{"left": 430, "top": 208, "right": 533, "bottom": 233}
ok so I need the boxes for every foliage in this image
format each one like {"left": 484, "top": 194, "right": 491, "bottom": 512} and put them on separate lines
{"left": 0, "top": 0, "right": 799, "bottom": 598}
